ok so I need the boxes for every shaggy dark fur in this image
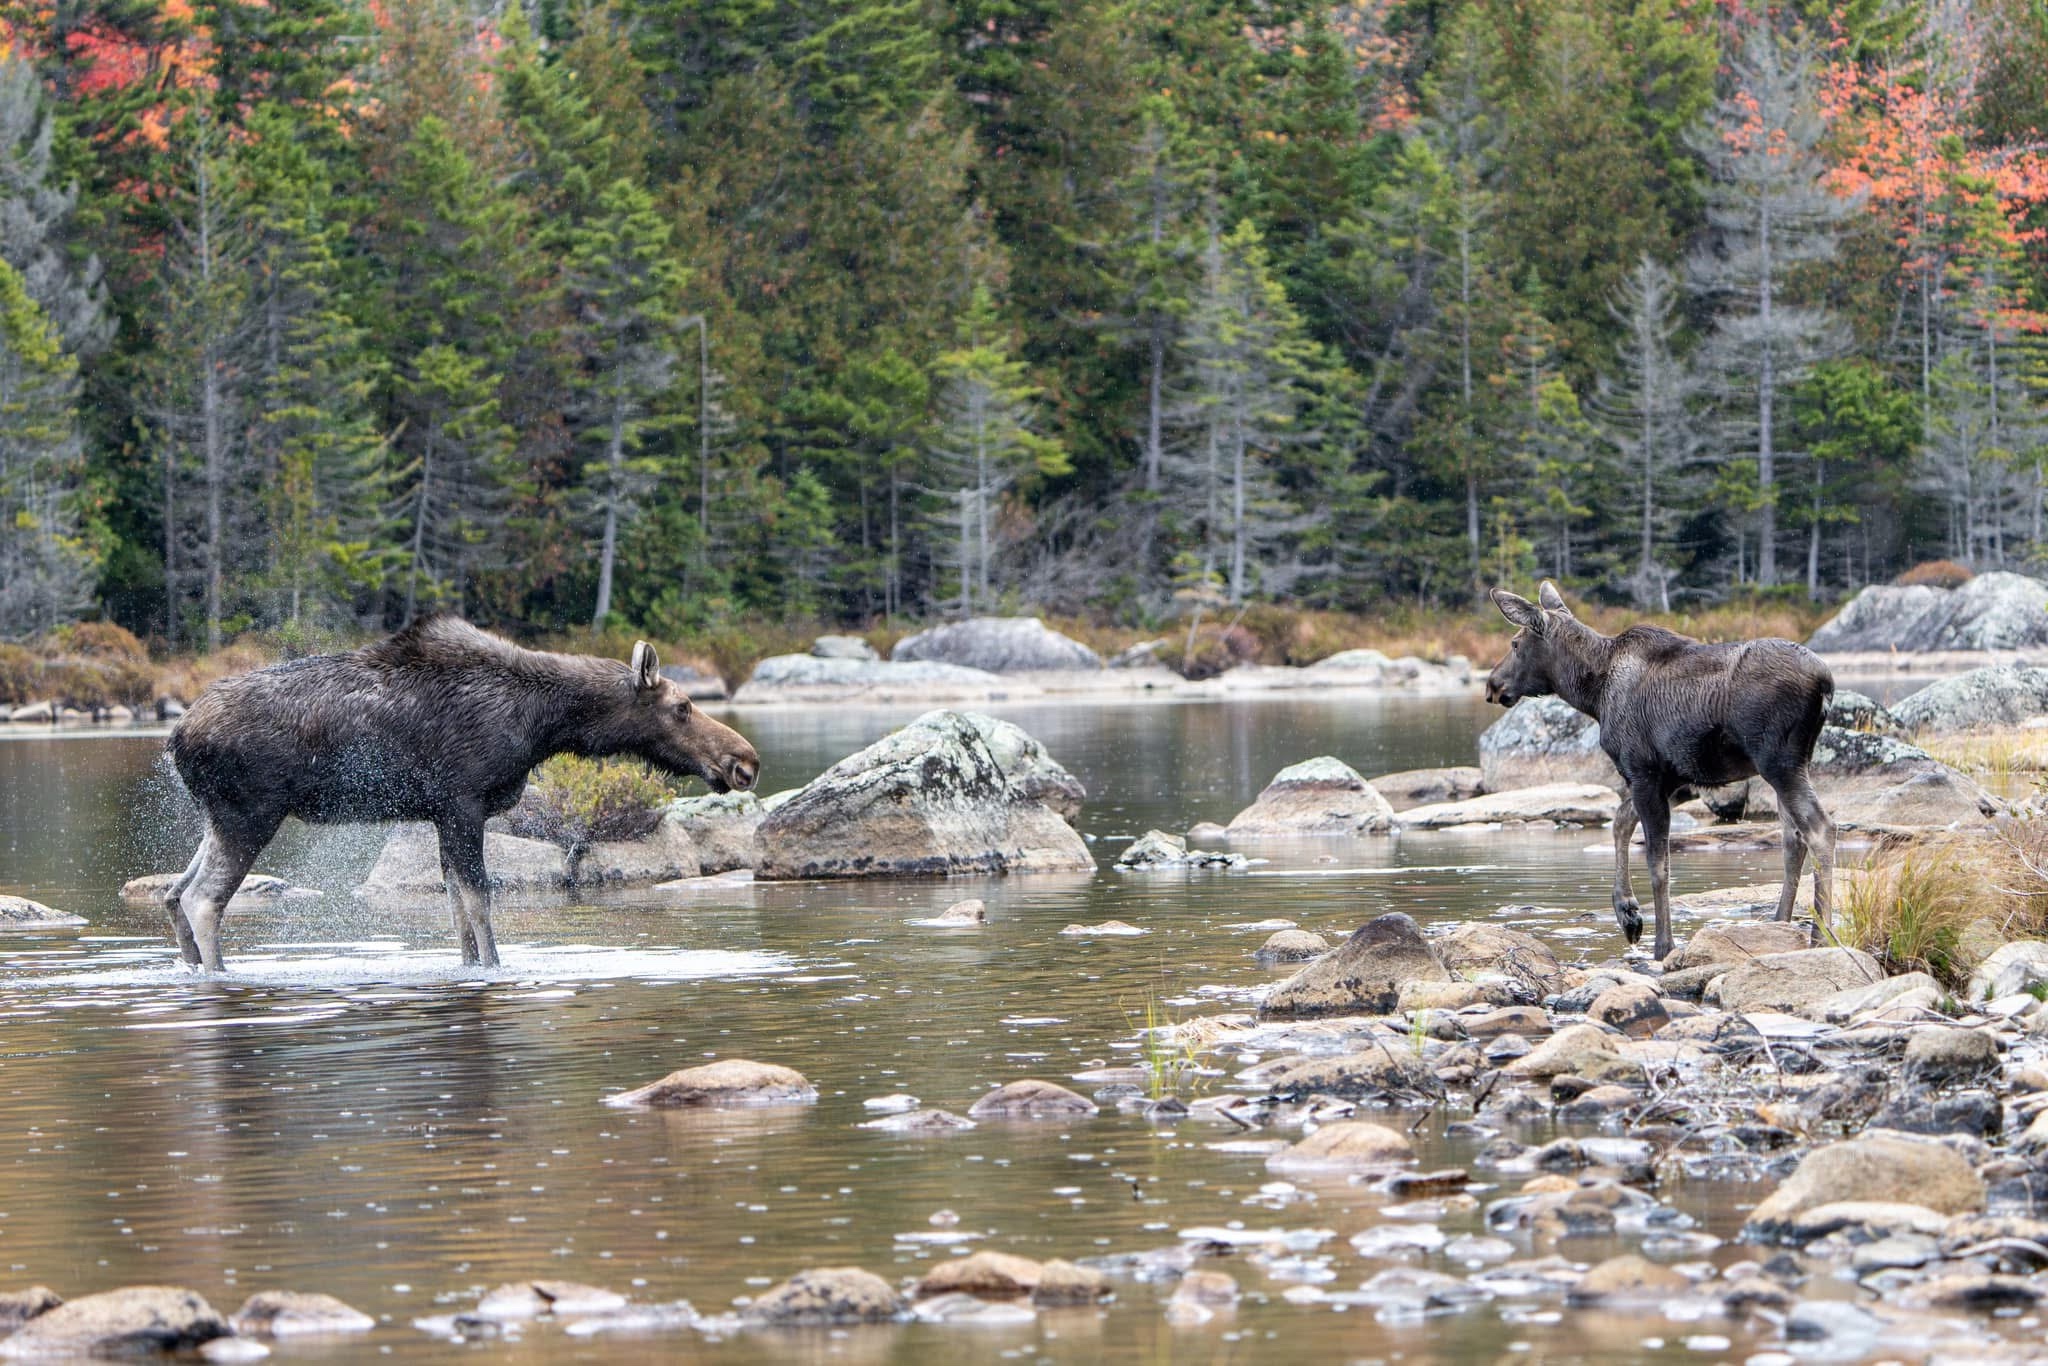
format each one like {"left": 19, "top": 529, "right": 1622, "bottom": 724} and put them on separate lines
{"left": 165, "top": 616, "right": 758, "bottom": 971}
{"left": 1485, "top": 582, "right": 1835, "bottom": 960}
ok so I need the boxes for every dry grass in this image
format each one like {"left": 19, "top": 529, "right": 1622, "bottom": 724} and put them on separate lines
{"left": 1921, "top": 731, "right": 2048, "bottom": 786}
{"left": 1836, "top": 829, "right": 2048, "bottom": 989}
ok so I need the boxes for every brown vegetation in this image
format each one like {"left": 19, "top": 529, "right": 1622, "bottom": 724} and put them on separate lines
{"left": 1837, "top": 824, "right": 2048, "bottom": 989}
{"left": 1895, "top": 560, "right": 1975, "bottom": 589}
{"left": 503, "top": 755, "right": 680, "bottom": 852}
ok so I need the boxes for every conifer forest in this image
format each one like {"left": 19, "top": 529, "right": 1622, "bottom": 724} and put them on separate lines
{"left": 3, "top": 0, "right": 2048, "bottom": 648}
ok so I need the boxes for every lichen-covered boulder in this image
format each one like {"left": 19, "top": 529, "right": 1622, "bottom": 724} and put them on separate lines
{"left": 1260, "top": 913, "right": 1452, "bottom": 1018}
{"left": 1225, "top": 757, "right": 1394, "bottom": 837}
{"left": 1743, "top": 1134, "right": 1985, "bottom": 1241}
{"left": 754, "top": 711, "right": 1091, "bottom": 879}
{"left": 1827, "top": 689, "right": 1905, "bottom": 735}
{"left": 892, "top": 617, "right": 1103, "bottom": 672}
{"left": 1808, "top": 726, "right": 1993, "bottom": 826}
{"left": 1393, "top": 783, "right": 1620, "bottom": 829}
{"left": 1892, "top": 665, "right": 2048, "bottom": 734}
{"left": 657, "top": 662, "right": 728, "bottom": 701}
{"left": 664, "top": 793, "right": 764, "bottom": 874}
{"left": 1808, "top": 571, "right": 2048, "bottom": 652}
{"left": 0, "top": 1287, "right": 227, "bottom": 1359}
{"left": 1477, "top": 696, "right": 1619, "bottom": 791}
{"left": 1369, "top": 766, "right": 1486, "bottom": 812}
{"left": 733, "top": 655, "right": 1007, "bottom": 703}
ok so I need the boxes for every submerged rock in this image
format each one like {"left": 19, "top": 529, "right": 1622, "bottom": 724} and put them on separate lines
{"left": 1259, "top": 913, "right": 1452, "bottom": 1018}
{"left": 0, "top": 895, "right": 87, "bottom": 927}
{"left": 1477, "top": 697, "right": 1619, "bottom": 791}
{"left": 0, "top": 1286, "right": 228, "bottom": 1359}
{"left": 229, "top": 1291, "right": 374, "bottom": 1337}
{"left": 858, "top": 1108, "right": 976, "bottom": 1133}
{"left": 891, "top": 617, "right": 1104, "bottom": 673}
{"left": 1566, "top": 1254, "right": 1689, "bottom": 1306}
{"left": 914, "top": 1252, "right": 1043, "bottom": 1300}
{"left": 754, "top": 710, "right": 1091, "bottom": 879}
{"left": 1116, "top": 829, "right": 1248, "bottom": 870}
{"left": 742, "top": 1268, "right": 905, "bottom": 1325}
{"left": 1808, "top": 571, "right": 2048, "bottom": 652}
{"left": 605, "top": 1060, "right": 817, "bottom": 1109}
{"left": 1265, "top": 1121, "right": 1416, "bottom": 1173}
{"left": 918, "top": 899, "right": 986, "bottom": 926}
{"left": 118, "top": 873, "right": 313, "bottom": 904}
{"left": 1224, "top": 757, "right": 1394, "bottom": 837}
{"left": 1255, "top": 929, "right": 1329, "bottom": 963}
{"left": 967, "top": 1079, "right": 1097, "bottom": 1119}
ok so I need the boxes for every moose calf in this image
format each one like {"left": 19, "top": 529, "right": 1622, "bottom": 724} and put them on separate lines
{"left": 166, "top": 616, "right": 758, "bottom": 971}
{"left": 1486, "top": 582, "right": 1835, "bottom": 960}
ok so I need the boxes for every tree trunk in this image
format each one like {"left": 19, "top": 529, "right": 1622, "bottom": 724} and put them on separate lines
{"left": 1756, "top": 198, "right": 1777, "bottom": 587}
{"left": 593, "top": 389, "right": 625, "bottom": 626}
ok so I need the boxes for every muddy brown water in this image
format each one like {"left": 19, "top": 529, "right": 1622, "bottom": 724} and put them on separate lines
{"left": 0, "top": 695, "right": 1847, "bottom": 1362}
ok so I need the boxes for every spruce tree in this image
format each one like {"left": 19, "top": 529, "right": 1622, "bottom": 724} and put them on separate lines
{"left": 0, "top": 52, "right": 111, "bottom": 359}
{"left": 0, "top": 257, "right": 94, "bottom": 636}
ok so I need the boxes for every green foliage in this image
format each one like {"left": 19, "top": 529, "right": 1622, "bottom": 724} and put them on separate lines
{"left": 509, "top": 754, "right": 679, "bottom": 851}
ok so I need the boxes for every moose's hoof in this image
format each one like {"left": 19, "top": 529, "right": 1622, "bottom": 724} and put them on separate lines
{"left": 1614, "top": 898, "right": 1643, "bottom": 946}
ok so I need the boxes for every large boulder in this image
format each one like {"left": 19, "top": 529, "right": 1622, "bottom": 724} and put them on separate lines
{"left": 1968, "top": 941, "right": 2048, "bottom": 1002}
{"left": 657, "top": 661, "right": 728, "bottom": 701}
{"left": 1369, "top": 766, "right": 1486, "bottom": 812}
{"left": 1892, "top": 665, "right": 2048, "bottom": 734}
{"left": 356, "top": 824, "right": 569, "bottom": 898}
{"left": 1393, "top": 783, "right": 1621, "bottom": 829}
{"left": 1434, "top": 922, "right": 1565, "bottom": 996}
{"left": 1477, "top": 696, "right": 1619, "bottom": 791}
{"left": 1808, "top": 726, "right": 1993, "bottom": 826}
{"left": 1664, "top": 919, "right": 1815, "bottom": 972}
{"left": 1705, "top": 947, "right": 1887, "bottom": 1012}
{"left": 753, "top": 712, "right": 1091, "bottom": 880}
{"left": 733, "top": 655, "right": 1009, "bottom": 703}
{"left": 891, "top": 617, "right": 1103, "bottom": 672}
{"left": 0, "top": 1287, "right": 228, "bottom": 1358}
{"left": 810, "top": 634, "right": 879, "bottom": 661}
{"left": 574, "top": 818, "right": 701, "bottom": 885}
{"left": 664, "top": 793, "right": 765, "bottom": 874}
{"left": 605, "top": 1059, "right": 817, "bottom": 1109}
{"left": 1808, "top": 571, "right": 2048, "bottom": 652}
{"left": 1225, "top": 757, "right": 1394, "bottom": 837}
{"left": 1260, "top": 913, "right": 1452, "bottom": 1018}
{"left": 1743, "top": 1134, "right": 1985, "bottom": 1241}
{"left": 743, "top": 1269, "right": 905, "bottom": 1325}
{"left": 1828, "top": 689, "right": 1906, "bottom": 736}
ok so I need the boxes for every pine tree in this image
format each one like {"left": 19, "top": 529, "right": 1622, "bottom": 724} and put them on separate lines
{"left": 0, "top": 52, "right": 111, "bottom": 359}
{"left": 394, "top": 344, "right": 514, "bottom": 618}
{"left": 926, "top": 284, "right": 1066, "bottom": 613}
{"left": 1686, "top": 19, "right": 1854, "bottom": 585}
{"left": 1593, "top": 255, "right": 1697, "bottom": 607}
{"left": 0, "top": 257, "right": 94, "bottom": 636}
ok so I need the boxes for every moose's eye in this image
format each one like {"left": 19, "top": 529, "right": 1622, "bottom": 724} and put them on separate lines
{"left": 674, "top": 700, "right": 694, "bottom": 720}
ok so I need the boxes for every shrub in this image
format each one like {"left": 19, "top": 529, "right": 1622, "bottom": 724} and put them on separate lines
{"left": 45, "top": 621, "right": 148, "bottom": 662}
{"left": 1836, "top": 831, "right": 2048, "bottom": 989}
{"left": 1896, "top": 560, "right": 1974, "bottom": 589}
{"left": 1174, "top": 621, "right": 1261, "bottom": 680}
{"left": 0, "top": 644, "right": 38, "bottom": 705}
{"left": 505, "top": 755, "right": 679, "bottom": 852}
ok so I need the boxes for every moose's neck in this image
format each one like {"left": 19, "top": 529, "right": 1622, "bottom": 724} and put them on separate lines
{"left": 528, "top": 658, "right": 636, "bottom": 763}
{"left": 1548, "top": 622, "right": 1615, "bottom": 722}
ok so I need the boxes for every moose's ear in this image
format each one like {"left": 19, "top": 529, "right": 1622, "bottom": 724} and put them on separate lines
{"left": 1491, "top": 588, "right": 1545, "bottom": 631}
{"left": 631, "top": 641, "right": 660, "bottom": 693}
{"left": 1537, "top": 581, "right": 1573, "bottom": 616}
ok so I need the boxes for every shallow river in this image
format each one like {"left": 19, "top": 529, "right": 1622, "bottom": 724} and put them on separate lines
{"left": 1, "top": 695, "right": 1815, "bottom": 1362}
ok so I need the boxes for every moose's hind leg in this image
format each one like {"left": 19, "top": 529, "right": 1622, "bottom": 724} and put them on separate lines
{"left": 1631, "top": 782, "right": 1677, "bottom": 960}
{"left": 180, "top": 817, "right": 275, "bottom": 972}
{"left": 164, "top": 829, "right": 213, "bottom": 965}
{"left": 436, "top": 816, "right": 501, "bottom": 970}
{"left": 1773, "top": 769, "right": 1837, "bottom": 937}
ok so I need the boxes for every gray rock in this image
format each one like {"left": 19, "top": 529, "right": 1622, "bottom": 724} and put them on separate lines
{"left": 1828, "top": 689, "right": 1906, "bottom": 735}
{"left": 1901, "top": 1027, "right": 2001, "bottom": 1089}
{"left": 1437, "top": 923, "right": 1564, "bottom": 996}
{"left": 1706, "top": 947, "right": 1888, "bottom": 1012}
{"left": 1587, "top": 982, "right": 1668, "bottom": 1039}
{"left": 734, "top": 654, "right": 1006, "bottom": 701}
{"left": 119, "top": 872, "right": 314, "bottom": 904}
{"left": 0, "top": 1287, "right": 228, "bottom": 1358}
{"left": 1369, "top": 766, "right": 1486, "bottom": 812}
{"left": 1255, "top": 929, "right": 1329, "bottom": 963}
{"left": 1743, "top": 1133, "right": 1985, "bottom": 1241}
{"left": 809, "top": 634, "right": 879, "bottom": 661}
{"left": 891, "top": 617, "right": 1103, "bottom": 672}
{"left": 967, "top": 1079, "right": 1097, "bottom": 1120}
{"left": 657, "top": 662, "right": 728, "bottom": 701}
{"left": 1808, "top": 726, "right": 1992, "bottom": 826}
{"left": 742, "top": 1268, "right": 906, "bottom": 1325}
{"left": 1968, "top": 940, "right": 2048, "bottom": 1002}
{"left": 605, "top": 1059, "right": 817, "bottom": 1109}
{"left": 664, "top": 793, "right": 764, "bottom": 874}
{"left": 1665, "top": 919, "right": 1815, "bottom": 972}
{"left": 0, "top": 1287, "right": 60, "bottom": 1330}
{"left": 1808, "top": 571, "right": 2048, "bottom": 652}
{"left": 574, "top": 818, "right": 701, "bottom": 886}
{"left": 1265, "top": 1120, "right": 1415, "bottom": 1173}
{"left": 356, "top": 825, "right": 569, "bottom": 898}
{"left": 1477, "top": 696, "right": 1619, "bottom": 791}
{"left": 1260, "top": 913, "right": 1453, "bottom": 1018}
{"left": 1116, "top": 829, "right": 1244, "bottom": 869}
{"left": 1804, "top": 970, "right": 1943, "bottom": 1023}
{"left": 1892, "top": 665, "right": 2048, "bottom": 734}
{"left": 857, "top": 1108, "right": 977, "bottom": 1133}
{"left": 1869, "top": 1091, "right": 2003, "bottom": 1140}
{"left": 1224, "top": 757, "right": 1394, "bottom": 837}
{"left": 0, "top": 895, "right": 87, "bottom": 928}
{"left": 1393, "top": 783, "right": 1621, "bottom": 829}
{"left": 1259, "top": 1048, "right": 1441, "bottom": 1100}
{"left": 230, "top": 1291, "right": 375, "bottom": 1337}
{"left": 754, "top": 711, "right": 1092, "bottom": 879}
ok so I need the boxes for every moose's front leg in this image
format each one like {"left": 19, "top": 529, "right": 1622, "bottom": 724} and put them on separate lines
{"left": 1609, "top": 792, "right": 1642, "bottom": 945}
{"left": 1631, "top": 781, "right": 1676, "bottom": 960}
{"left": 435, "top": 811, "right": 501, "bottom": 970}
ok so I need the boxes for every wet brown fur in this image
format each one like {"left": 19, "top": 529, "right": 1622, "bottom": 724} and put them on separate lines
{"left": 164, "top": 616, "right": 759, "bottom": 971}
{"left": 1485, "top": 582, "right": 1835, "bottom": 959}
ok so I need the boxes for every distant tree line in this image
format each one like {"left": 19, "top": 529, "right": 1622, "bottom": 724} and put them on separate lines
{"left": 2, "top": 0, "right": 2047, "bottom": 646}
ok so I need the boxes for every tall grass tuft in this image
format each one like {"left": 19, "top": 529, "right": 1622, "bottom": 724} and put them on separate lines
{"left": 1837, "top": 828, "right": 2048, "bottom": 989}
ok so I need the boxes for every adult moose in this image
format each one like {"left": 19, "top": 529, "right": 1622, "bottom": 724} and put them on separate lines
{"left": 1486, "top": 582, "right": 1835, "bottom": 960}
{"left": 166, "top": 617, "right": 759, "bottom": 972}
